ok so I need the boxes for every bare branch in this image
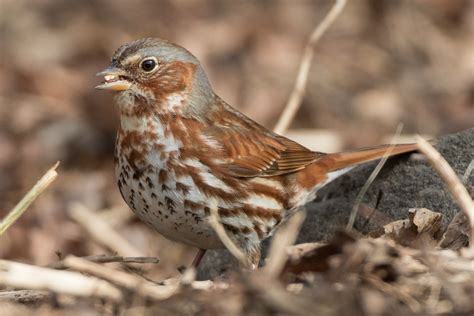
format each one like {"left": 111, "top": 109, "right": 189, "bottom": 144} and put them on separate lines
{"left": 0, "top": 162, "right": 59, "bottom": 235}
{"left": 49, "top": 254, "right": 159, "bottom": 270}
{"left": 0, "top": 259, "right": 122, "bottom": 301}
{"left": 62, "top": 255, "right": 178, "bottom": 301}
{"left": 273, "top": 0, "right": 347, "bottom": 134}
{"left": 62, "top": 256, "right": 223, "bottom": 300}
{"left": 416, "top": 136, "right": 474, "bottom": 248}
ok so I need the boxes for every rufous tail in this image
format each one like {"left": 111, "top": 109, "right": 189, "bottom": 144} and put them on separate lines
{"left": 318, "top": 143, "right": 417, "bottom": 173}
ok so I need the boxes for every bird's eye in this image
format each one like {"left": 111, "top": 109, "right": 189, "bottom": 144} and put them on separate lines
{"left": 140, "top": 58, "right": 157, "bottom": 72}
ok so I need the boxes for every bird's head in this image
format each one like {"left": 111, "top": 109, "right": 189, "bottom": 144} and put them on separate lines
{"left": 96, "top": 38, "right": 214, "bottom": 117}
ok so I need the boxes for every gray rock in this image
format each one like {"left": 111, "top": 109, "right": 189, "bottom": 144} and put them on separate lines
{"left": 197, "top": 128, "right": 473, "bottom": 280}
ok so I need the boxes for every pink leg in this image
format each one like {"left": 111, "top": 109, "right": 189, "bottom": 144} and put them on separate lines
{"left": 191, "top": 249, "right": 206, "bottom": 268}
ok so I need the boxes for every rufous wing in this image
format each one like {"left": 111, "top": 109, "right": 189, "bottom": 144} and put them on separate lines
{"left": 205, "top": 125, "right": 323, "bottom": 177}
{"left": 204, "top": 99, "right": 417, "bottom": 179}
{"left": 204, "top": 103, "right": 324, "bottom": 178}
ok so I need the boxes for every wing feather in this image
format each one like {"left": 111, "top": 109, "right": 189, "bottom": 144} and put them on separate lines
{"left": 204, "top": 119, "right": 323, "bottom": 178}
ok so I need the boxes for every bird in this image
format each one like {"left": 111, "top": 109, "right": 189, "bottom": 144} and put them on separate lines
{"left": 96, "top": 38, "right": 417, "bottom": 268}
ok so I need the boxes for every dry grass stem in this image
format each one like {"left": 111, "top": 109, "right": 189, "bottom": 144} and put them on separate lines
{"left": 62, "top": 256, "right": 178, "bottom": 300}
{"left": 416, "top": 136, "right": 474, "bottom": 248}
{"left": 62, "top": 256, "right": 221, "bottom": 300}
{"left": 0, "top": 162, "right": 59, "bottom": 235}
{"left": 264, "top": 210, "right": 306, "bottom": 277}
{"left": 207, "top": 199, "right": 249, "bottom": 267}
{"left": 49, "top": 254, "right": 159, "bottom": 270}
{"left": 0, "top": 259, "right": 122, "bottom": 301}
{"left": 68, "top": 203, "right": 144, "bottom": 257}
{"left": 273, "top": 0, "right": 347, "bottom": 134}
{"left": 462, "top": 159, "right": 474, "bottom": 184}
{"left": 347, "top": 124, "right": 403, "bottom": 230}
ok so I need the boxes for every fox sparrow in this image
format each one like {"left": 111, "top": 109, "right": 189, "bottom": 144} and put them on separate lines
{"left": 96, "top": 38, "right": 416, "bottom": 268}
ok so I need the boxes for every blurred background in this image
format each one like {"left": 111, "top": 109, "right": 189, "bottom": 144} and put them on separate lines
{"left": 0, "top": 0, "right": 473, "bottom": 276}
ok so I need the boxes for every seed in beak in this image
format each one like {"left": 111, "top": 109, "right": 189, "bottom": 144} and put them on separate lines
{"left": 104, "top": 74, "right": 118, "bottom": 82}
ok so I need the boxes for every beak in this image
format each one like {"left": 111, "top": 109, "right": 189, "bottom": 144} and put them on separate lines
{"left": 95, "top": 66, "right": 131, "bottom": 91}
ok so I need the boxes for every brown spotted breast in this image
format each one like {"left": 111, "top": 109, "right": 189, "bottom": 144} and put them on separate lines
{"left": 113, "top": 96, "right": 297, "bottom": 255}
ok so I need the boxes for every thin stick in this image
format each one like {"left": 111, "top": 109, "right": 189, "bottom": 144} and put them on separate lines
{"left": 68, "top": 203, "right": 144, "bottom": 257}
{"left": 0, "top": 290, "right": 52, "bottom": 305}
{"left": 264, "top": 210, "right": 306, "bottom": 277}
{"left": 0, "top": 259, "right": 122, "bottom": 301}
{"left": 0, "top": 162, "right": 59, "bottom": 235}
{"left": 49, "top": 254, "right": 159, "bottom": 270}
{"left": 62, "top": 256, "right": 221, "bottom": 299}
{"left": 207, "top": 199, "right": 249, "bottom": 267}
{"left": 62, "top": 255, "right": 177, "bottom": 301}
{"left": 462, "top": 160, "right": 474, "bottom": 184}
{"left": 416, "top": 136, "right": 474, "bottom": 247}
{"left": 273, "top": 0, "right": 347, "bottom": 134}
{"left": 346, "top": 124, "right": 403, "bottom": 230}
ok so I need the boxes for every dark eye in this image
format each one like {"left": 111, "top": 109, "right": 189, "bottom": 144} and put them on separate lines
{"left": 140, "top": 58, "right": 157, "bottom": 72}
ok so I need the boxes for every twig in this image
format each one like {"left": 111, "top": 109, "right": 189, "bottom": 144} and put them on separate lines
{"left": 62, "top": 256, "right": 223, "bottom": 300}
{"left": 0, "top": 162, "right": 59, "bottom": 235}
{"left": 68, "top": 203, "right": 144, "bottom": 257}
{"left": 0, "top": 290, "right": 52, "bottom": 306}
{"left": 62, "top": 255, "right": 177, "bottom": 301}
{"left": 264, "top": 211, "right": 306, "bottom": 277}
{"left": 0, "top": 259, "right": 122, "bottom": 301}
{"left": 273, "top": 0, "right": 347, "bottom": 134}
{"left": 49, "top": 254, "right": 159, "bottom": 270}
{"left": 416, "top": 136, "right": 474, "bottom": 248}
{"left": 347, "top": 124, "right": 403, "bottom": 230}
{"left": 462, "top": 159, "right": 474, "bottom": 185}
{"left": 360, "top": 190, "right": 387, "bottom": 230}
{"left": 207, "top": 199, "right": 249, "bottom": 267}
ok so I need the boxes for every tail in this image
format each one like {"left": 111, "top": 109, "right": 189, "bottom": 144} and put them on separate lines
{"left": 294, "top": 143, "right": 418, "bottom": 205}
{"left": 318, "top": 143, "right": 418, "bottom": 173}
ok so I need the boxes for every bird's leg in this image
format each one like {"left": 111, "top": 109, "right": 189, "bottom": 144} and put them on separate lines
{"left": 237, "top": 242, "right": 261, "bottom": 270}
{"left": 247, "top": 247, "right": 261, "bottom": 270}
{"left": 191, "top": 248, "right": 207, "bottom": 268}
